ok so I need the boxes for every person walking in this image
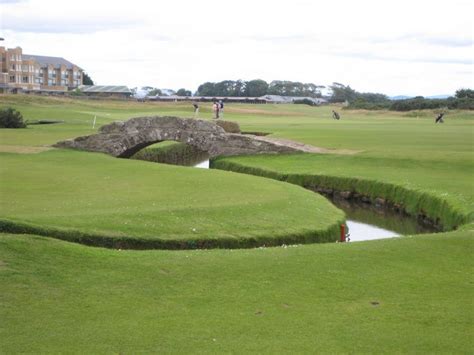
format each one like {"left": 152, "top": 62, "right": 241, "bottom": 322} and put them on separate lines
{"left": 212, "top": 101, "right": 220, "bottom": 119}
{"left": 193, "top": 103, "right": 199, "bottom": 118}
{"left": 219, "top": 100, "right": 224, "bottom": 119}
{"left": 435, "top": 112, "right": 445, "bottom": 123}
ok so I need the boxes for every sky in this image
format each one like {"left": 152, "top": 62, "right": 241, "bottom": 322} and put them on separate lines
{"left": 1, "top": 0, "right": 473, "bottom": 96}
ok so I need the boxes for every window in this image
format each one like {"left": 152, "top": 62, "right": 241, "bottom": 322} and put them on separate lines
{"left": 48, "top": 79, "right": 53, "bottom": 85}
{"left": 22, "top": 76, "right": 29, "bottom": 83}
{"left": 9, "top": 75, "right": 15, "bottom": 82}
{"left": 10, "top": 64, "right": 16, "bottom": 70}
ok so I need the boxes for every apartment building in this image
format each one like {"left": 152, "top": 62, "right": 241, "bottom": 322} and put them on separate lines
{"left": 0, "top": 46, "right": 83, "bottom": 93}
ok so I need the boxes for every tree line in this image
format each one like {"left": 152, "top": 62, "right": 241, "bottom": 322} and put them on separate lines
{"left": 388, "top": 90, "right": 474, "bottom": 111}
{"left": 83, "top": 71, "right": 473, "bottom": 110}
{"left": 331, "top": 83, "right": 474, "bottom": 111}
{"left": 196, "top": 80, "right": 325, "bottom": 98}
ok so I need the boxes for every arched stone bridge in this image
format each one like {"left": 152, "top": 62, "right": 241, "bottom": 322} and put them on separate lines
{"left": 54, "top": 116, "right": 308, "bottom": 158}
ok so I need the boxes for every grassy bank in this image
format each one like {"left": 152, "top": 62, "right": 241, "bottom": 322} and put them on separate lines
{"left": 212, "top": 153, "right": 472, "bottom": 231}
{"left": 0, "top": 149, "right": 343, "bottom": 248}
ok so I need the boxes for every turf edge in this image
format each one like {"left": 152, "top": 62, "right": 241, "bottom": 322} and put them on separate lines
{"left": 211, "top": 157, "right": 471, "bottom": 232}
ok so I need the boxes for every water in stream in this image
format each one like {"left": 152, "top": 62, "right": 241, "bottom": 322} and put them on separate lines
{"left": 192, "top": 159, "right": 434, "bottom": 241}
{"left": 330, "top": 198, "right": 436, "bottom": 242}
{"left": 177, "top": 156, "right": 437, "bottom": 242}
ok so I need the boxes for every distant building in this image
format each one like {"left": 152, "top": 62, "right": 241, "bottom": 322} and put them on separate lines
{"left": 0, "top": 46, "right": 83, "bottom": 93}
{"left": 78, "top": 85, "right": 132, "bottom": 98}
{"left": 260, "top": 95, "right": 327, "bottom": 105}
{"left": 144, "top": 95, "right": 327, "bottom": 105}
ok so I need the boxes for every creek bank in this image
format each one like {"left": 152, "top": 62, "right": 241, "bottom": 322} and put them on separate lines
{"left": 130, "top": 145, "right": 446, "bottom": 234}
{"left": 211, "top": 158, "right": 468, "bottom": 233}
{"left": 0, "top": 217, "right": 342, "bottom": 250}
{"left": 312, "top": 187, "right": 442, "bottom": 232}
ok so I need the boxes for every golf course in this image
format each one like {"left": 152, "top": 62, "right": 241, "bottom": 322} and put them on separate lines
{"left": 1, "top": 95, "right": 473, "bottom": 353}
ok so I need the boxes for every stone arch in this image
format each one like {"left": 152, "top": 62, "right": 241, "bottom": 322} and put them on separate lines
{"left": 54, "top": 116, "right": 300, "bottom": 158}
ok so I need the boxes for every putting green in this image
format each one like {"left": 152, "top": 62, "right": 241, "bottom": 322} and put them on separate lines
{"left": 0, "top": 149, "right": 343, "bottom": 248}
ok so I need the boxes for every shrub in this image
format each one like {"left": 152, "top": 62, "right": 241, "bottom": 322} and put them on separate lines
{"left": 389, "top": 97, "right": 474, "bottom": 111}
{"left": 293, "top": 98, "right": 317, "bottom": 106}
{"left": 0, "top": 107, "right": 26, "bottom": 128}
{"left": 69, "top": 88, "right": 85, "bottom": 96}
{"left": 347, "top": 98, "right": 391, "bottom": 110}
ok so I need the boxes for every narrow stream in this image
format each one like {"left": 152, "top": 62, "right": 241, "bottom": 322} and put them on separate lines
{"left": 138, "top": 151, "right": 437, "bottom": 242}
{"left": 194, "top": 159, "right": 436, "bottom": 242}
{"left": 330, "top": 198, "right": 436, "bottom": 242}
{"left": 193, "top": 159, "right": 210, "bottom": 169}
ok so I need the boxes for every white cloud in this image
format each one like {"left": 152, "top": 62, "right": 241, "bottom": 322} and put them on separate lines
{"left": 1, "top": 0, "right": 473, "bottom": 95}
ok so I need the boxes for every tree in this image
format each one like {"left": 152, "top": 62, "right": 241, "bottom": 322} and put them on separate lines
{"left": 148, "top": 88, "right": 162, "bottom": 96}
{"left": 176, "top": 88, "right": 192, "bottom": 96}
{"left": 196, "top": 82, "right": 216, "bottom": 96}
{"left": 328, "top": 82, "right": 358, "bottom": 103}
{"left": 267, "top": 80, "right": 323, "bottom": 97}
{"left": 0, "top": 107, "right": 26, "bottom": 128}
{"left": 82, "top": 72, "right": 94, "bottom": 85}
{"left": 244, "top": 79, "right": 269, "bottom": 97}
{"left": 455, "top": 88, "right": 474, "bottom": 99}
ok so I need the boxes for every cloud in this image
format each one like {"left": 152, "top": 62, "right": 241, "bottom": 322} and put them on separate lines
{"left": 2, "top": 0, "right": 473, "bottom": 96}
{"left": 1, "top": 0, "right": 143, "bottom": 34}
{"left": 245, "top": 34, "right": 315, "bottom": 43}
{"left": 2, "top": 19, "right": 140, "bottom": 34}
{"left": 335, "top": 51, "right": 472, "bottom": 66}
{"left": 421, "top": 36, "right": 473, "bottom": 48}
{"left": 0, "top": 0, "right": 27, "bottom": 3}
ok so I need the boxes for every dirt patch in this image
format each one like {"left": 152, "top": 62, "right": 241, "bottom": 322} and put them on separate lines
{"left": 0, "top": 145, "right": 52, "bottom": 154}
{"left": 252, "top": 136, "right": 362, "bottom": 155}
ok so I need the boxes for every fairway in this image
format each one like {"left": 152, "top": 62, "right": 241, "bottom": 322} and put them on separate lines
{"left": 0, "top": 95, "right": 473, "bottom": 353}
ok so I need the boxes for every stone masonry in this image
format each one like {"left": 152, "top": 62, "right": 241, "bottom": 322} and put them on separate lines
{"left": 54, "top": 116, "right": 300, "bottom": 158}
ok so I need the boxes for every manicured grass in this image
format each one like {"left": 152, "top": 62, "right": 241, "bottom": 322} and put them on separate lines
{"left": 0, "top": 95, "right": 473, "bottom": 352}
{"left": 1, "top": 231, "right": 472, "bottom": 353}
{"left": 212, "top": 153, "right": 473, "bottom": 230}
{"left": 0, "top": 149, "right": 343, "bottom": 248}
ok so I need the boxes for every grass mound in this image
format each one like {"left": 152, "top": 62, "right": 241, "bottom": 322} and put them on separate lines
{"left": 0, "top": 149, "right": 343, "bottom": 248}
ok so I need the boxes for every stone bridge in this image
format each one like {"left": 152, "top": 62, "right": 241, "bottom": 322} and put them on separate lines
{"left": 54, "top": 116, "right": 302, "bottom": 158}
